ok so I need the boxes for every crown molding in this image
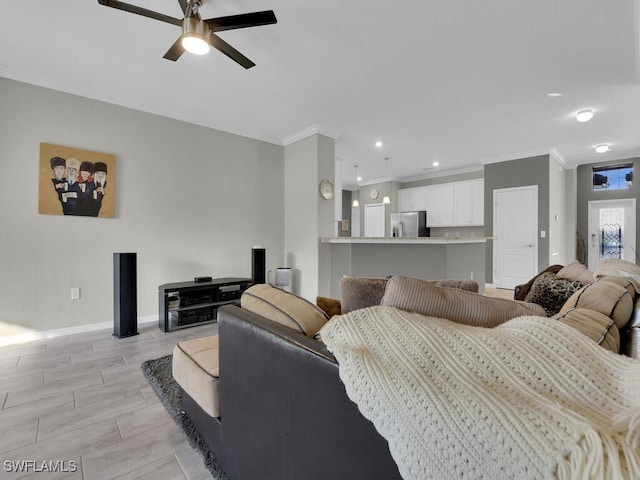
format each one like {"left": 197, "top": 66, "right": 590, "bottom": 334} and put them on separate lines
{"left": 282, "top": 125, "right": 340, "bottom": 146}
{"left": 481, "top": 146, "right": 572, "bottom": 169}
{"left": 481, "top": 147, "right": 556, "bottom": 165}
{"left": 399, "top": 164, "right": 484, "bottom": 183}
{"left": 549, "top": 147, "right": 572, "bottom": 169}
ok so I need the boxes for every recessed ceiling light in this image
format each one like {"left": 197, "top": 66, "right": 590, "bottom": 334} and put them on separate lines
{"left": 375, "top": 141, "right": 383, "bottom": 148}
{"left": 357, "top": 176, "right": 362, "bottom": 181}
{"left": 547, "top": 92, "right": 563, "bottom": 97}
{"left": 576, "top": 109, "right": 594, "bottom": 122}
{"left": 432, "top": 161, "right": 439, "bottom": 167}
{"left": 595, "top": 144, "right": 610, "bottom": 153}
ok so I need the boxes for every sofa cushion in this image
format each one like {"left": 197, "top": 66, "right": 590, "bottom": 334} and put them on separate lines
{"left": 339, "top": 277, "right": 389, "bottom": 314}
{"left": 553, "top": 308, "right": 619, "bottom": 353}
{"left": 559, "top": 276, "right": 635, "bottom": 329}
{"left": 241, "top": 284, "right": 329, "bottom": 337}
{"left": 523, "top": 272, "right": 584, "bottom": 316}
{"left": 172, "top": 335, "right": 220, "bottom": 417}
{"left": 431, "top": 279, "right": 479, "bottom": 293}
{"left": 339, "top": 276, "right": 480, "bottom": 314}
{"left": 514, "top": 264, "right": 564, "bottom": 301}
{"left": 316, "top": 296, "right": 342, "bottom": 317}
{"left": 380, "top": 275, "right": 546, "bottom": 328}
{"left": 594, "top": 259, "right": 640, "bottom": 293}
{"left": 556, "top": 261, "right": 594, "bottom": 285}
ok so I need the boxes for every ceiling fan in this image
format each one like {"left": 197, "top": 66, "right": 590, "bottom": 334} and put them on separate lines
{"left": 97, "top": 0, "right": 277, "bottom": 68}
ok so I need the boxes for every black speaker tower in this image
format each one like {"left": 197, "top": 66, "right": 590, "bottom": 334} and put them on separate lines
{"left": 251, "top": 247, "right": 266, "bottom": 284}
{"left": 113, "top": 252, "right": 139, "bottom": 338}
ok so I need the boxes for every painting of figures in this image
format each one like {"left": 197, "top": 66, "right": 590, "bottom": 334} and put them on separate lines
{"left": 38, "top": 143, "right": 116, "bottom": 218}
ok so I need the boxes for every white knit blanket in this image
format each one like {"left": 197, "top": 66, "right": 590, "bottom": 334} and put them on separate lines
{"left": 319, "top": 306, "right": 640, "bottom": 480}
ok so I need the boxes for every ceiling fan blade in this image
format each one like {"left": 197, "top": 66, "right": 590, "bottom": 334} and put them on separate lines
{"left": 204, "top": 10, "right": 277, "bottom": 32}
{"left": 209, "top": 32, "right": 255, "bottom": 69}
{"left": 177, "top": 0, "right": 188, "bottom": 16}
{"left": 97, "top": 0, "right": 182, "bottom": 27}
{"left": 163, "top": 37, "right": 185, "bottom": 61}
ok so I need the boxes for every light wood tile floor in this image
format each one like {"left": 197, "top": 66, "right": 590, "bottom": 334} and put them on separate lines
{"left": 0, "top": 323, "right": 219, "bottom": 480}
{"left": 484, "top": 287, "right": 515, "bottom": 299}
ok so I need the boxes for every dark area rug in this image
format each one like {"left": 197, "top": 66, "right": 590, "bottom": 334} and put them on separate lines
{"left": 141, "top": 355, "right": 229, "bottom": 479}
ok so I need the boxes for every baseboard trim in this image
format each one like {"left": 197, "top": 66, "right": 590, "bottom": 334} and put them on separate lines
{"left": 0, "top": 315, "right": 157, "bottom": 347}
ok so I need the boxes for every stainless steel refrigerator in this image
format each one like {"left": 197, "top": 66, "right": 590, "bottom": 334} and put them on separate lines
{"left": 390, "top": 211, "right": 429, "bottom": 237}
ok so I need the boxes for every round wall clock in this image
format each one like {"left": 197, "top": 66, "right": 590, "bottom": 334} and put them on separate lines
{"left": 369, "top": 188, "right": 379, "bottom": 200}
{"left": 319, "top": 179, "right": 334, "bottom": 200}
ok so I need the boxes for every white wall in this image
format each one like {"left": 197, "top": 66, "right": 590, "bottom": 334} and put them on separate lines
{"left": 0, "top": 77, "right": 284, "bottom": 332}
{"left": 549, "top": 156, "right": 567, "bottom": 265}
{"left": 283, "top": 134, "right": 335, "bottom": 300}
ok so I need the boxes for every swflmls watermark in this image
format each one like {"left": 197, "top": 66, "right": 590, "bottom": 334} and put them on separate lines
{"left": 4, "top": 460, "right": 78, "bottom": 473}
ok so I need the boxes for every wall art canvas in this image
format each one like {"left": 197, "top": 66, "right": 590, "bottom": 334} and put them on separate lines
{"left": 38, "top": 143, "right": 116, "bottom": 218}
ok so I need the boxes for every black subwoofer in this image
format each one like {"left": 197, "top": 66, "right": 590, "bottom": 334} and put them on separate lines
{"left": 113, "top": 252, "right": 138, "bottom": 338}
{"left": 251, "top": 247, "right": 266, "bottom": 284}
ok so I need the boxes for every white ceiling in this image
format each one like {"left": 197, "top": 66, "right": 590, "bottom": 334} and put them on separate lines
{"left": 1, "top": 0, "right": 640, "bottom": 188}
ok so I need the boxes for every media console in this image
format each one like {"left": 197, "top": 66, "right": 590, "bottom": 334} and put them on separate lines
{"left": 158, "top": 277, "right": 252, "bottom": 332}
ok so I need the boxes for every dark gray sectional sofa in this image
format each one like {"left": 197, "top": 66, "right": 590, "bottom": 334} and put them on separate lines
{"left": 181, "top": 304, "right": 402, "bottom": 480}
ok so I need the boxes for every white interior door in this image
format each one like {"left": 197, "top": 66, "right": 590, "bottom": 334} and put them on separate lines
{"left": 364, "top": 204, "right": 385, "bottom": 237}
{"left": 494, "top": 186, "right": 538, "bottom": 288}
{"left": 587, "top": 199, "right": 636, "bottom": 271}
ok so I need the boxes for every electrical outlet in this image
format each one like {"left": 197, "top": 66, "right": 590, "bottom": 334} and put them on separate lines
{"left": 71, "top": 287, "right": 80, "bottom": 300}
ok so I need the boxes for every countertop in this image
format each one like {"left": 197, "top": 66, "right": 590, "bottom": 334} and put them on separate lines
{"left": 321, "top": 237, "right": 490, "bottom": 245}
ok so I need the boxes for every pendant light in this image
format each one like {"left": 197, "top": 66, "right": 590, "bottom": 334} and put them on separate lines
{"left": 382, "top": 157, "right": 391, "bottom": 205}
{"left": 352, "top": 165, "right": 360, "bottom": 208}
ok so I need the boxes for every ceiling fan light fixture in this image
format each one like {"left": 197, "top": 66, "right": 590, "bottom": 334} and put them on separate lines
{"left": 182, "top": 35, "right": 210, "bottom": 55}
{"left": 182, "top": 16, "right": 210, "bottom": 55}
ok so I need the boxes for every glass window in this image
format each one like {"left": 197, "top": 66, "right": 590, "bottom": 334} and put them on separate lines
{"left": 592, "top": 164, "right": 633, "bottom": 191}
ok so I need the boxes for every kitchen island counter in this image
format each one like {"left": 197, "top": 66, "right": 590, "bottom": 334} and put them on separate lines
{"left": 322, "top": 236, "right": 487, "bottom": 297}
{"left": 321, "top": 237, "right": 489, "bottom": 245}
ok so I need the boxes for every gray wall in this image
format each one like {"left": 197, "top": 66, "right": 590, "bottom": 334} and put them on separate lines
{"left": 0, "top": 77, "right": 284, "bottom": 332}
{"left": 484, "top": 155, "right": 550, "bottom": 283}
{"left": 339, "top": 190, "right": 352, "bottom": 237}
{"left": 576, "top": 157, "right": 640, "bottom": 266}
{"left": 356, "top": 181, "right": 400, "bottom": 236}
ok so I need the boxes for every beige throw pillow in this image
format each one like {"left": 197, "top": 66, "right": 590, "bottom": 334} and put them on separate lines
{"left": 558, "top": 276, "right": 635, "bottom": 329}
{"left": 241, "top": 284, "right": 329, "bottom": 337}
{"left": 556, "top": 261, "right": 594, "bottom": 285}
{"left": 594, "top": 259, "right": 640, "bottom": 293}
{"left": 381, "top": 275, "right": 546, "bottom": 328}
{"left": 553, "top": 307, "right": 620, "bottom": 353}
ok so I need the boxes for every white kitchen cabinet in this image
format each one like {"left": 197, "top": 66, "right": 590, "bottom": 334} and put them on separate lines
{"left": 427, "top": 179, "right": 484, "bottom": 227}
{"left": 453, "top": 180, "right": 484, "bottom": 226}
{"left": 426, "top": 183, "right": 454, "bottom": 226}
{"left": 470, "top": 179, "right": 484, "bottom": 225}
{"left": 398, "top": 186, "right": 427, "bottom": 212}
{"left": 453, "top": 182, "right": 472, "bottom": 225}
